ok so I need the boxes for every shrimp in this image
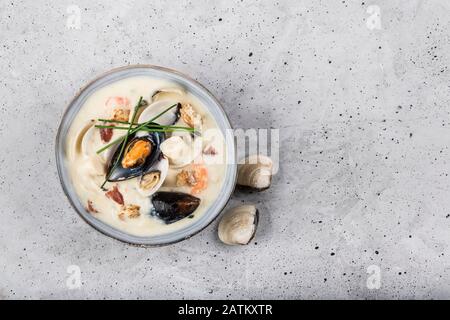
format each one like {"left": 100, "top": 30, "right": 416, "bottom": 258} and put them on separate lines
{"left": 191, "top": 165, "right": 208, "bottom": 194}
{"left": 177, "top": 164, "right": 208, "bottom": 194}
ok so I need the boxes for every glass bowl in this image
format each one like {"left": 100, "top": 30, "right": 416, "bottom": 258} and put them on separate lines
{"left": 55, "top": 65, "right": 237, "bottom": 246}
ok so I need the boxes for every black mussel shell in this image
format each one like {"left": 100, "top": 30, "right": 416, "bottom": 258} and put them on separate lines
{"left": 151, "top": 192, "right": 201, "bottom": 224}
{"left": 106, "top": 131, "right": 164, "bottom": 182}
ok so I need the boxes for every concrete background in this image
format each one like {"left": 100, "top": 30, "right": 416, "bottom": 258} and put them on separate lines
{"left": 0, "top": 0, "right": 449, "bottom": 299}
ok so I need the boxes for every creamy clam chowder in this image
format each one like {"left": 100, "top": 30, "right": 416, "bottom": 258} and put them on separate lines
{"left": 65, "top": 76, "right": 227, "bottom": 236}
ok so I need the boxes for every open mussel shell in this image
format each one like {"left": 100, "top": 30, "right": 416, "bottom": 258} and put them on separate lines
{"left": 137, "top": 156, "right": 169, "bottom": 197}
{"left": 138, "top": 101, "right": 181, "bottom": 126}
{"left": 106, "top": 131, "right": 164, "bottom": 182}
{"left": 151, "top": 191, "right": 200, "bottom": 224}
{"left": 218, "top": 205, "right": 259, "bottom": 245}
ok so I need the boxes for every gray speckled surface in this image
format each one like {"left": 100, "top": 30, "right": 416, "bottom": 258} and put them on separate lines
{"left": 1, "top": 0, "right": 450, "bottom": 299}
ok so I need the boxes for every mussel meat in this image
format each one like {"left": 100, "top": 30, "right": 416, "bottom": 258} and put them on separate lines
{"left": 121, "top": 139, "right": 152, "bottom": 168}
{"left": 151, "top": 191, "right": 200, "bottom": 224}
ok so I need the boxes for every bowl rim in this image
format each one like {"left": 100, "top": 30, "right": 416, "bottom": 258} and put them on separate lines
{"left": 55, "top": 64, "right": 237, "bottom": 247}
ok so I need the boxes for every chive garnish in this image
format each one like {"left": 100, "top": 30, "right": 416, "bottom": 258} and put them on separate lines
{"left": 94, "top": 124, "right": 194, "bottom": 132}
{"left": 96, "top": 126, "right": 194, "bottom": 133}
{"left": 96, "top": 103, "right": 178, "bottom": 155}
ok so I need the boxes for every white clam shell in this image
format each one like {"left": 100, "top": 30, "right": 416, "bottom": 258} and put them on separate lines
{"left": 74, "top": 122, "right": 106, "bottom": 175}
{"left": 137, "top": 157, "right": 169, "bottom": 197}
{"left": 138, "top": 87, "right": 186, "bottom": 127}
{"left": 160, "top": 134, "right": 202, "bottom": 168}
{"left": 79, "top": 122, "right": 120, "bottom": 162}
{"left": 218, "top": 205, "right": 259, "bottom": 245}
{"left": 138, "top": 100, "right": 180, "bottom": 127}
{"left": 151, "top": 87, "right": 186, "bottom": 101}
{"left": 237, "top": 155, "right": 273, "bottom": 190}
